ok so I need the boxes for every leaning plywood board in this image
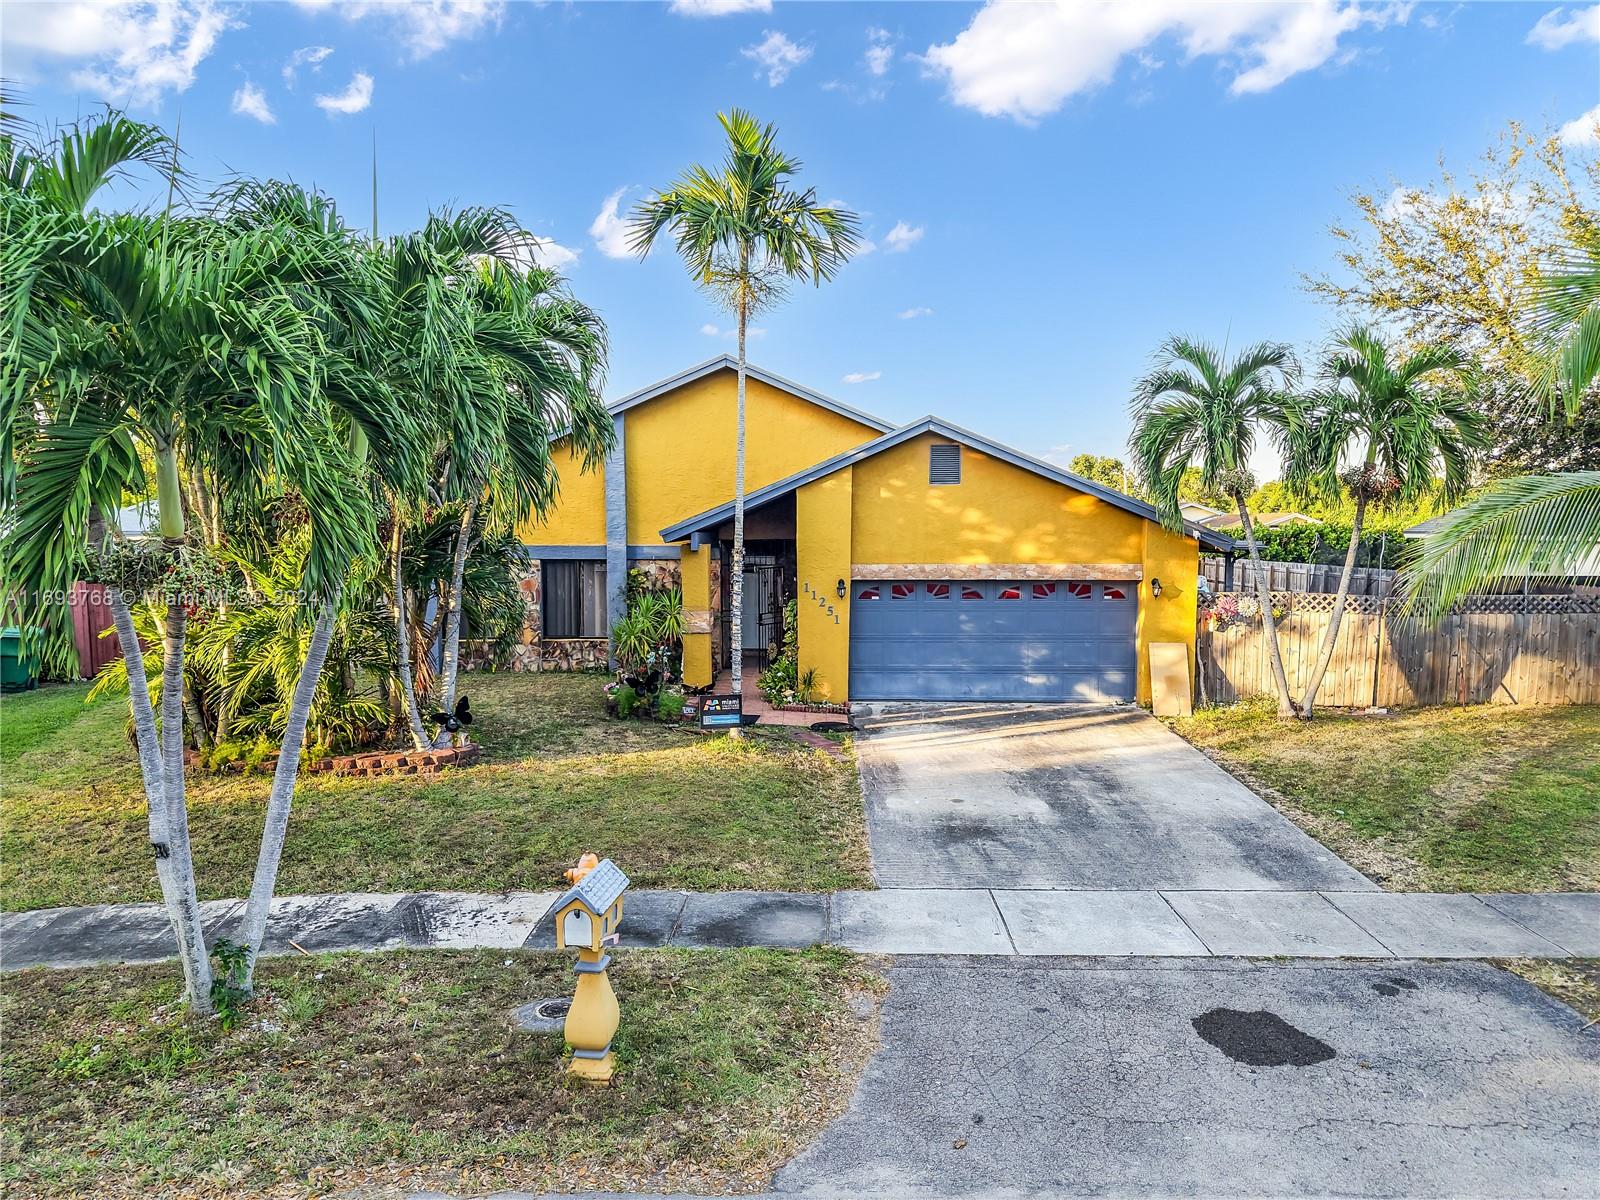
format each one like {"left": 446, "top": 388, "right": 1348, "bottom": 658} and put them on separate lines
{"left": 1149, "top": 642, "right": 1192, "bottom": 717}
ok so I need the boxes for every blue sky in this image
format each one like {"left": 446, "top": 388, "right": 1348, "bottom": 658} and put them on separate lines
{"left": 6, "top": 1, "right": 1599, "bottom": 478}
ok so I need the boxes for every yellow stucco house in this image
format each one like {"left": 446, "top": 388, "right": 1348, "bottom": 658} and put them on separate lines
{"left": 515, "top": 355, "right": 1233, "bottom": 706}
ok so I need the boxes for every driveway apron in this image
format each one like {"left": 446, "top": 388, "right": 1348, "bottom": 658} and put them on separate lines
{"left": 852, "top": 702, "right": 1374, "bottom": 891}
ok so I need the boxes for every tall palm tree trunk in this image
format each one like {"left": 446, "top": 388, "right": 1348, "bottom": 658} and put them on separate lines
{"left": 90, "top": 508, "right": 214, "bottom": 1011}
{"left": 390, "top": 505, "right": 429, "bottom": 750}
{"left": 435, "top": 496, "right": 476, "bottom": 744}
{"left": 1300, "top": 486, "right": 1370, "bottom": 718}
{"left": 727, "top": 277, "right": 748, "bottom": 737}
{"left": 237, "top": 599, "right": 339, "bottom": 991}
{"left": 1236, "top": 500, "right": 1299, "bottom": 717}
{"left": 158, "top": 599, "right": 216, "bottom": 1010}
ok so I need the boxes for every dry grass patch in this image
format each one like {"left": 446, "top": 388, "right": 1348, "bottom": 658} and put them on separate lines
{"left": 1170, "top": 700, "right": 1600, "bottom": 892}
{"left": 0, "top": 947, "right": 886, "bottom": 1198}
{"left": 1498, "top": 958, "right": 1600, "bottom": 1026}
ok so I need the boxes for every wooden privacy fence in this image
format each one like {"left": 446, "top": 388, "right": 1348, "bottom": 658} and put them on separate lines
{"left": 1201, "top": 557, "right": 1398, "bottom": 596}
{"left": 1198, "top": 592, "right": 1600, "bottom": 708}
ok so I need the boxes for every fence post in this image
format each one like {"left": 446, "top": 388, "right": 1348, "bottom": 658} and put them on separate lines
{"left": 1371, "top": 597, "right": 1385, "bottom": 709}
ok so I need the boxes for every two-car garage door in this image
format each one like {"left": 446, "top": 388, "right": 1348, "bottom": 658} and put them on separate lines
{"left": 849, "top": 579, "right": 1138, "bottom": 703}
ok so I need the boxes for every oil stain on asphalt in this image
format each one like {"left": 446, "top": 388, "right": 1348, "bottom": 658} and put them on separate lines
{"left": 1371, "top": 976, "right": 1421, "bottom": 998}
{"left": 1191, "top": 1008, "right": 1337, "bottom": 1067}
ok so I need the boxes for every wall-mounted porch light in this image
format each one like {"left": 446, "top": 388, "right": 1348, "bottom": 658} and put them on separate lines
{"left": 836, "top": 578, "right": 847, "bottom": 599}
{"left": 1150, "top": 577, "right": 1163, "bottom": 598}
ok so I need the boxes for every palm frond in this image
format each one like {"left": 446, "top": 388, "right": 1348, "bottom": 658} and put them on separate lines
{"left": 1400, "top": 471, "right": 1600, "bottom": 621}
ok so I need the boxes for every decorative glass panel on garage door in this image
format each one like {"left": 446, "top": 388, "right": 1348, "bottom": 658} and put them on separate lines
{"left": 849, "top": 579, "right": 1137, "bottom": 702}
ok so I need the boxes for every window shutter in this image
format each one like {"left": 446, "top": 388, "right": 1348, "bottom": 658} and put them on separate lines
{"left": 929, "top": 442, "right": 962, "bottom": 484}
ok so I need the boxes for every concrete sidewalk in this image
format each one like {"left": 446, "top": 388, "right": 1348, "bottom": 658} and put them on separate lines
{"left": 4, "top": 887, "right": 1595, "bottom": 971}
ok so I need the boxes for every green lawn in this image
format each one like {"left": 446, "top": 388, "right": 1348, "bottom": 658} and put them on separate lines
{"left": 0, "top": 673, "right": 872, "bottom": 911}
{"left": 0, "top": 947, "right": 884, "bottom": 1198}
{"left": 1171, "top": 700, "right": 1600, "bottom": 892}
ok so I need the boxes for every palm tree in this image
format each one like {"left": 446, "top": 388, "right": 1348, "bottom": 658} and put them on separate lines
{"left": 431, "top": 244, "right": 610, "bottom": 739}
{"left": 2, "top": 113, "right": 371, "bottom": 1009}
{"left": 629, "top": 110, "right": 859, "bottom": 709}
{"left": 366, "top": 210, "right": 611, "bottom": 746}
{"left": 1130, "top": 337, "right": 1301, "bottom": 717}
{"left": 1288, "top": 327, "right": 1482, "bottom": 717}
{"left": 1403, "top": 237, "right": 1600, "bottom": 618}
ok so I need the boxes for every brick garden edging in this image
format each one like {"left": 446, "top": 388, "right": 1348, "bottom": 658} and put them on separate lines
{"left": 185, "top": 744, "right": 482, "bottom": 778}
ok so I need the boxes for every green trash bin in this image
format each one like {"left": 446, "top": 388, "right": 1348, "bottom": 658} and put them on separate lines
{"left": 1, "top": 627, "right": 40, "bottom": 693}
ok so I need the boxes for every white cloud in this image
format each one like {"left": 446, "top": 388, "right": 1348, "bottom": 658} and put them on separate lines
{"left": 897, "top": 306, "right": 933, "bottom": 319}
{"left": 842, "top": 370, "right": 882, "bottom": 384}
{"left": 855, "top": 238, "right": 878, "bottom": 255}
{"left": 4, "top": 0, "right": 233, "bottom": 106}
{"left": 1560, "top": 103, "right": 1600, "bottom": 147}
{"left": 283, "top": 44, "right": 334, "bottom": 87}
{"left": 291, "top": 0, "right": 503, "bottom": 61}
{"left": 1526, "top": 5, "right": 1600, "bottom": 50}
{"left": 230, "top": 81, "right": 275, "bottom": 123}
{"left": 315, "top": 71, "right": 374, "bottom": 115}
{"left": 589, "top": 187, "right": 635, "bottom": 259}
{"left": 884, "top": 221, "right": 924, "bottom": 252}
{"left": 669, "top": 0, "right": 771, "bottom": 14}
{"left": 701, "top": 323, "right": 767, "bottom": 340}
{"left": 742, "top": 30, "right": 812, "bottom": 86}
{"left": 865, "top": 26, "right": 894, "bottom": 76}
{"left": 923, "top": 0, "right": 1412, "bottom": 124}
{"left": 527, "top": 236, "right": 580, "bottom": 270}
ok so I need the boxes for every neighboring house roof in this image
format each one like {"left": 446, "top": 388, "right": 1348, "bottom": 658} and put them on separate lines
{"left": 1179, "top": 501, "right": 1224, "bottom": 520}
{"left": 1403, "top": 515, "right": 1447, "bottom": 539}
{"left": 659, "top": 414, "right": 1237, "bottom": 551}
{"left": 1406, "top": 510, "right": 1600, "bottom": 573}
{"left": 605, "top": 355, "right": 895, "bottom": 433}
{"left": 1196, "top": 511, "right": 1321, "bottom": 531}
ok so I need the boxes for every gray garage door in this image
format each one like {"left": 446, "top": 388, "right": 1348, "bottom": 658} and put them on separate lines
{"left": 849, "top": 579, "right": 1137, "bottom": 703}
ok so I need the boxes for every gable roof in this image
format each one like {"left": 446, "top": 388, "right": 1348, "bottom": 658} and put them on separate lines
{"left": 606, "top": 355, "right": 895, "bottom": 432}
{"left": 659, "top": 414, "right": 1237, "bottom": 551}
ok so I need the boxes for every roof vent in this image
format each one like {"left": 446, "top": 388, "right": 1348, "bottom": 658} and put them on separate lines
{"left": 929, "top": 442, "right": 961, "bottom": 485}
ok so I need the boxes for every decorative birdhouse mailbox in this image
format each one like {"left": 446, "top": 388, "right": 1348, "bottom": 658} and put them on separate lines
{"left": 544, "top": 855, "right": 629, "bottom": 1083}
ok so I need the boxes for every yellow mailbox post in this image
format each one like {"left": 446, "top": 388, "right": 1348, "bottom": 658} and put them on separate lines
{"left": 544, "top": 856, "right": 629, "bottom": 1083}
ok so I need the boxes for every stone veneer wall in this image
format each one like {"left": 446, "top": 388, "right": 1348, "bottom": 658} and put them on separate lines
{"left": 505, "top": 556, "right": 685, "bottom": 673}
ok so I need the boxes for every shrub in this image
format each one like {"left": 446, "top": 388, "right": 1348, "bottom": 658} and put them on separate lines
{"left": 614, "top": 684, "right": 640, "bottom": 719}
{"left": 758, "top": 599, "right": 802, "bottom": 705}
{"left": 657, "top": 693, "right": 685, "bottom": 722}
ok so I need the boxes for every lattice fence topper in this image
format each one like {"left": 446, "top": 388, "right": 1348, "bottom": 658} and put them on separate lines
{"left": 1266, "top": 591, "right": 1600, "bottom": 616}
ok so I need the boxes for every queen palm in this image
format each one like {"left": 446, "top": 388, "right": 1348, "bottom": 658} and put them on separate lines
{"left": 1404, "top": 236, "right": 1600, "bottom": 617}
{"left": 629, "top": 110, "right": 859, "bottom": 708}
{"left": 2, "top": 113, "right": 375, "bottom": 1009}
{"left": 1289, "top": 327, "right": 1482, "bottom": 717}
{"left": 1130, "top": 337, "right": 1301, "bottom": 717}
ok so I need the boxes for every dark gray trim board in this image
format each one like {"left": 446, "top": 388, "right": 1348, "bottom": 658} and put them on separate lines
{"left": 521, "top": 545, "right": 681, "bottom": 561}
{"left": 659, "top": 415, "right": 1237, "bottom": 551}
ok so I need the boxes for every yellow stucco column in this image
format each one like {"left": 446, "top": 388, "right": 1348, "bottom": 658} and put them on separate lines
{"left": 680, "top": 544, "right": 714, "bottom": 689}
{"left": 1137, "top": 522, "right": 1200, "bottom": 706}
{"left": 796, "top": 468, "right": 853, "bottom": 703}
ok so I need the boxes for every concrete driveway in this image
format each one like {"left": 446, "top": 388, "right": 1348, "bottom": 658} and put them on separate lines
{"left": 853, "top": 703, "right": 1373, "bottom": 891}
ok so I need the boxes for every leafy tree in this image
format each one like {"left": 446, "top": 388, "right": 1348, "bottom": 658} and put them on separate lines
{"left": 630, "top": 110, "right": 859, "bottom": 713}
{"left": 1305, "top": 123, "right": 1599, "bottom": 471}
{"left": 1285, "top": 327, "right": 1482, "bottom": 717}
{"left": 1130, "top": 337, "right": 1301, "bottom": 717}
{"left": 1403, "top": 234, "right": 1600, "bottom": 618}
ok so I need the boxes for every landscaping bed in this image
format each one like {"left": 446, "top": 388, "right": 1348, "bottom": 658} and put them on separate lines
{"left": 0, "top": 673, "right": 872, "bottom": 911}
{"left": 1169, "top": 700, "right": 1600, "bottom": 892}
{"left": 0, "top": 946, "right": 885, "bottom": 1198}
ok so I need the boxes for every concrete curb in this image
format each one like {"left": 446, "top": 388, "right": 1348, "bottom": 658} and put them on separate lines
{"left": 3, "top": 887, "right": 1594, "bottom": 971}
